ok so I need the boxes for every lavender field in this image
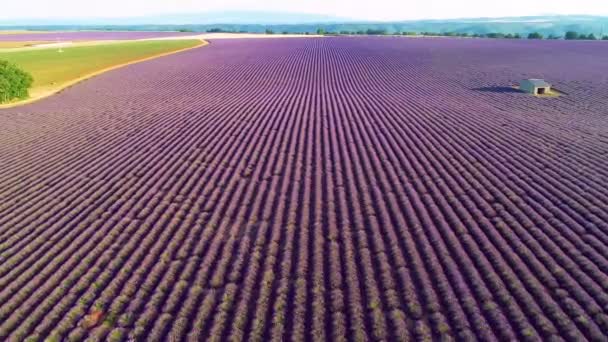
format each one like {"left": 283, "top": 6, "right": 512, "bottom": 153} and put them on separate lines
{"left": 0, "top": 37, "right": 607, "bottom": 341}
{"left": 0, "top": 31, "right": 197, "bottom": 42}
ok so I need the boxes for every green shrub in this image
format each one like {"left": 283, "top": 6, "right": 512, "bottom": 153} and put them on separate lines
{"left": 527, "top": 32, "right": 543, "bottom": 40}
{"left": 486, "top": 33, "right": 505, "bottom": 39}
{"left": 0, "top": 60, "right": 33, "bottom": 104}
{"left": 366, "top": 28, "right": 388, "bottom": 35}
{"left": 565, "top": 31, "right": 579, "bottom": 40}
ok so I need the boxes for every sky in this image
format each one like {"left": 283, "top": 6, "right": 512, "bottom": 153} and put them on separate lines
{"left": 3, "top": 0, "right": 608, "bottom": 21}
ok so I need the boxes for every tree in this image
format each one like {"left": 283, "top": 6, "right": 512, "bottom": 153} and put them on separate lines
{"left": 486, "top": 33, "right": 505, "bottom": 39}
{"left": 603, "top": 36, "right": 608, "bottom": 40}
{"left": 316, "top": 28, "right": 325, "bottom": 35}
{"left": 565, "top": 31, "right": 579, "bottom": 40}
{"left": 0, "top": 77, "right": 9, "bottom": 103}
{"left": 0, "top": 60, "right": 34, "bottom": 104}
{"left": 366, "top": 29, "right": 387, "bottom": 35}
{"left": 528, "top": 32, "right": 543, "bottom": 39}
{"left": 547, "top": 34, "right": 561, "bottom": 40}
{"left": 265, "top": 29, "right": 274, "bottom": 35}
{"left": 574, "top": 33, "right": 596, "bottom": 40}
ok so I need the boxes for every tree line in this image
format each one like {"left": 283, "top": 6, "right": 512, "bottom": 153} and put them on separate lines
{"left": 526, "top": 31, "right": 606, "bottom": 40}
{"left": 315, "top": 29, "right": 608, "bottom": 40}
{"left": 204, "top": 27, "right": 608, "bottom": 40}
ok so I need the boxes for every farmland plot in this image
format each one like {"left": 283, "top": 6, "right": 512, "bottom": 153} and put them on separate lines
{"left": 0, "top": 31, "right": 198, "bottom": 42}
{"left": 0, "top": 37, "right": 607, "bottom": 341}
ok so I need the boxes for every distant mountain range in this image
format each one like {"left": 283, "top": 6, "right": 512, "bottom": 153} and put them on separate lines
{"left": 1, "top": 12, "right": 607, "bottom": 37}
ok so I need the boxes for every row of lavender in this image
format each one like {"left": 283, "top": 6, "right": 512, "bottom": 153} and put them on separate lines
{"left": 0, "top": 37, "right": 607, "bottom": 341}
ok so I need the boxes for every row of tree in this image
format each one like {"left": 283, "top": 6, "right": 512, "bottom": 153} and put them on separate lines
{"left": 563, "top": 31, "right": 606, "bottom": 40}
{"left": 527, "top": 31, "right": 606, "bottom": 40}
{"left": 313, "top": 29, "right": 608, "bottom": 40}
{"left": 205, "top": 27, "right": 608, "bottom": 40}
